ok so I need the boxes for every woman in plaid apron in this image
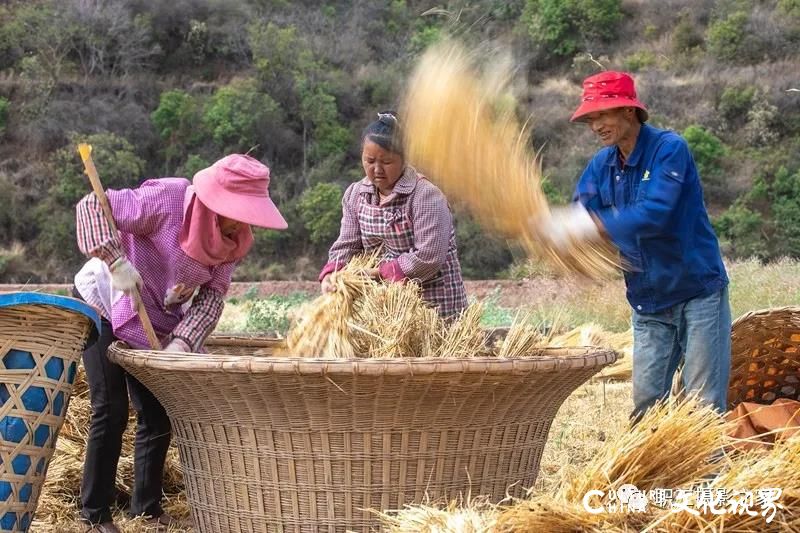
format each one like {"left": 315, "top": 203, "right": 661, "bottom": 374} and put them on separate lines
{"left": 319, "top": 112, "right": 468, "bottom": 318}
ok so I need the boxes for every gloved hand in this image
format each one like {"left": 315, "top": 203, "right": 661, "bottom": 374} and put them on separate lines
{"left": 534, "top": 203, "right": 602, "bottom": 251}
{"left": 163, "top": 337, "right": 192, "bottom": 353}
{"left": 109, "top": 257, "right": 143, "bottom": 294}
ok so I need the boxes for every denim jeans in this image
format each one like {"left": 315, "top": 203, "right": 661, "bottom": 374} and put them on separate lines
{"left": 631, "top": 287, "right": 731, "bottom": 421}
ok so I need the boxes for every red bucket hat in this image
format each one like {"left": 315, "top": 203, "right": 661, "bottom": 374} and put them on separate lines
{"left": 193, "top": 154, "right": 288, "bottom": 230}
{"left": 571, "top": 71, "right": 648, "bottom": 123}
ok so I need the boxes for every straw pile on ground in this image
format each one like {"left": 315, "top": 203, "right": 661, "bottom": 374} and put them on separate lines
{"left": 377, "top": 497, "right": 500, "bottom": 533}
{"left": 380, "top": 397, "right": 800, "bottom": 532}
{"left": 400, "top": 39, "right": 620, "bottom": 280}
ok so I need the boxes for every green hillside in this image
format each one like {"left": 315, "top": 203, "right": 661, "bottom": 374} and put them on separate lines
{"left": 0, "top": 0, "right": 799, "bottom": 282}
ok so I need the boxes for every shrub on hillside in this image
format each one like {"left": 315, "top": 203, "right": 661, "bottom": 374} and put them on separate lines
{"left": 0, "top": 97, "right": 8, "bottom": 136}
{"left": 779, "top": 0, "right": 800, "bottom": 18}
{"left": 297, "top": 182, "right": 343, "bottom": 246}
{"left": 714, "top": 202, "right": 766, "bottom": 259}
{"left": 717, "top": 85, "right": 755, "bottom": 125}
{"left": 683, "top": 124, "right": 727, "bottom": 182}
{"left": 622, "top": 50, "right": 657, "bottom": 72}
{"left": 522, "top": 0, "right": 623, "bottom": 58}
{"left": 743, "top": 93, "right": 779, "bottom": 147}
{"left": 203, "top": 78, "right": 285, "bottom": 153}
{"left": 177, "top": 154, "right": 210, "bottom": 178}
{"left": 715, "top": 166, "right": 800, "bottom": 260}
{"left": 151, "top": 89, "right": 205, "bottom": 163}
{"left": 672, "top": 12, "right": 704, "bottom": 55}
{"left": 706, "top": 10, "right": 748, "bottom": 62}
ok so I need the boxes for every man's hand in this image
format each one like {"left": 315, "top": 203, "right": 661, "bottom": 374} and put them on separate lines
{"left": 109, "top": 257, "right": 143, "bottom": 294}
{"left": 534, "top": 203, "right": 602, "bottom": 251}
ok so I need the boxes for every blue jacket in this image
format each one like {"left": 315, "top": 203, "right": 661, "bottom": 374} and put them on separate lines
{"left": 574, "top": 124, "right": 728, "bottom": 313}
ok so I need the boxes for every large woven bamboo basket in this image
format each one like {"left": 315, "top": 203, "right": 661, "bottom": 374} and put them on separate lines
{"left": 0, "top": 293, "right": 99, "bottom": 532}
{"left": 728, "top": 306, "right": 800, "bottom": 409}
{"left": 108, "top": 339, "right": 615, "bottom": 533}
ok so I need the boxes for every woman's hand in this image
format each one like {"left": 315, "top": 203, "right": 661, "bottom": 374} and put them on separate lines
{"left": 163, "top": 337, "right": 192, "bottom": 353}
{"left": 321, "top": 274, "right": 336, "bottom": 293}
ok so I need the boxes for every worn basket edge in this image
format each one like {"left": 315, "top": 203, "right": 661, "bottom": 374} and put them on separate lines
{"left": 108, "top": 341, "right": 617, "bottom": 375}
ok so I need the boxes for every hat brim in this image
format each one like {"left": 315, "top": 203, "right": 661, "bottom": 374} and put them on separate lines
{"left": 570, "top": 98, "right": 648, "bottom": 123}
{"left": 193, "top": 168, "right": 288, "bottom": 230}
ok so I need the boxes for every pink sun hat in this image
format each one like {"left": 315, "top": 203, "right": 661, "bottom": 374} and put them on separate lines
{"left": 192, "top": 154, "right": 288, "bottom": 230}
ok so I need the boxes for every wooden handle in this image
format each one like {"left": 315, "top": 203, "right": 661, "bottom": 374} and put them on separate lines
{"left": 77, "top": 143, "right": 162, "bottom": 350}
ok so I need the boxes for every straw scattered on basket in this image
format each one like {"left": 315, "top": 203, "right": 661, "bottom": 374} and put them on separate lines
{"left": 283, "top": 257, "right": 566, "bottom": 359}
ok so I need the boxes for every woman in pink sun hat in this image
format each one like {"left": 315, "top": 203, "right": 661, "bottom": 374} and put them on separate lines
{"left": 71, "top": 154, "right": 286, "bottom": 532}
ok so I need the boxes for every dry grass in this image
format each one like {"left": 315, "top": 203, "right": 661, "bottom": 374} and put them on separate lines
{"left": 400, "top": 39, "right": 621, "bottom": 279}
{"left": 377, "top": 496, "right": 500, "bottom": 533}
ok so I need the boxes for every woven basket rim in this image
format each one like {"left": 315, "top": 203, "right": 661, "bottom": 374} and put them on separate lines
{"left": 108, "top": 341, "right": 616, "bottom": 375}
{"left": 0, "top": 291, "right": 101, "bottom": 330}
{"left": 732, "top": 305, "right": 800, "bottom": 324}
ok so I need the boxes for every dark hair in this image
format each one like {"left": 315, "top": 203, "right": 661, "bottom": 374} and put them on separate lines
{"left": 361, "top": 111, "right": 404, "bottom": 156}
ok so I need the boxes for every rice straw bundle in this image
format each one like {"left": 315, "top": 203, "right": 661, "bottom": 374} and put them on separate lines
{"left": 549, "top": 323, "right": 609, "bottom": 349}
{"left": 285, "top": 256, "right": 378, "bottom": 357}
{"left": 430, "top": 301, "right": 487, "bottom": 358}
{"left": 561, "top": 397, "right": 731, "bottom": 503}
{"left": 649, "top": 436, "right": 800, "bottom": 532}
{"left": 377, "top": 497, "right": 500, "bottom": 533}
{"left": 349, "top": 281, "right": 437, "bottom": 358}
{"left": 496, "top": 311, "right": 548, "bottom": 358}
{"left": 494, "top": 495, "right": 624, "bottom": 533}
{"left": 400, "top": 39, "right": 620, "bottom": 279}
{"left": 549, "top": 325, "right": 634, "bottom": 380}
{"left": 494, "top": 397, "right": 731, "bottom": 532}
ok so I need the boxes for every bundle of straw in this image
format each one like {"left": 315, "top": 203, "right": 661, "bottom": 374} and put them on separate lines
{"left": 549, "top": 325, "right": 634, "bottom": 381}
{"left": 377, "top": 497, "right": 500, "bottom": 533}
{"left": 429, "top": 301, "right": 487, "bottom": 358}
{"left": 284, "top": 255, "right": 378, "bottom": 358}
{"left": 496, "top": 397, "right": 732, "bottom": 532}
{"left": 400, "top": 39, "right": 620, "bottom": 279}
{"left": 650, "top": 436, "right": 800, "bottom": 532}
{"left": 349, "top": 281, "right": 438, "bottom": 358}
{"left": 496, "top": 311, "right": 549, "bottom": 358}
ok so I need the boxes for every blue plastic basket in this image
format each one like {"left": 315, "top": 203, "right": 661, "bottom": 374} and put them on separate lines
{"left": 0, "top": 293, "right": 99, "bottom": 532}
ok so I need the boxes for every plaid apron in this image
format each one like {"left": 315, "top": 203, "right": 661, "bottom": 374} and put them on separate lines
{"left": 357, "top": 181, "right": 468, "bottom": 318}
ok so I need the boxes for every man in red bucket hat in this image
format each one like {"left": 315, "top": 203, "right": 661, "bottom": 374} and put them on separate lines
{"left": 540, "top": 71, "right": 731, "bottom": 422}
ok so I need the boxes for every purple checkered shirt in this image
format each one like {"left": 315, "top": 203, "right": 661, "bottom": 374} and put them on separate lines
{"left": 76, "top": 178, "right": 234, "bottom": 349}
{"left": 320, "top": 167, "right": 468, "bottom": 318}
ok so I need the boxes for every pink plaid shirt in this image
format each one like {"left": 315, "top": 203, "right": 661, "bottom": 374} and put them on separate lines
{"left": 76, "top": 178, "right": 234, "bottom": 349}
{"left": 320, "top": 167, "right": 468, "bottom": 317}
